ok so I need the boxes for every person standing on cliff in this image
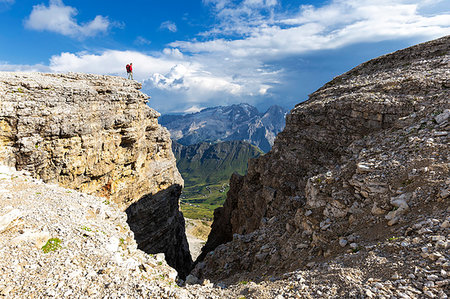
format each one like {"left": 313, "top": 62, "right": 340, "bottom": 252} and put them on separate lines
{"left": 126, "top": 63, "right": 133, "bottom": 80}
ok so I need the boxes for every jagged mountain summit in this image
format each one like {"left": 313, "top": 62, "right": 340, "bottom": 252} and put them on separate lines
{"left": 192, "top": 35, "right": 450, "bottom": 298}
{"left": 159, "top": 103, "right": 287, "bottom": 153}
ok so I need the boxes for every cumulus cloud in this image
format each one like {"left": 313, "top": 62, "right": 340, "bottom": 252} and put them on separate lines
{"left": 24, "top": 0, "right": 112, "bottom": 38}
{"left": 160, "top": 21, "right": 177, "bottom": 32}
{"left": 149, "top": 64, "right": 241, "bottom": 95}
{"left": 49, "top": 50, "right": 179, "bottom": 77}
{"left": 201, "top": 0, "right": 279, "bottom": 36}
{"left": 177, "top": 0, "right": 450, "bottom": 58}
{"left": 17, "top": 0, "right": 450, "bottom": 114}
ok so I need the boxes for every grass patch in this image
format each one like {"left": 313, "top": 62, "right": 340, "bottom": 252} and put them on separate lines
{"left": 42, "top": 238, "right": 62, "bottom": 253}
{"left": 81, "top": 225, "right": 92, "bottom": 232}
{"left": 119, "top": 237, "right": 126, "bottom": 250}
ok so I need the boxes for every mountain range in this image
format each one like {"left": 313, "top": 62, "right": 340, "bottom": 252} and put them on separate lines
{"left": 159, "top": 103, "right": 287, "bottom": 152}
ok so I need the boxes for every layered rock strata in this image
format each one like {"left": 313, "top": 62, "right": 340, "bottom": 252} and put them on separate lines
{"left": 194, "top": 35, "right": 450, "bottom": 287}
{"left": 0, "top": 72, "right": 192, "bottom": 277}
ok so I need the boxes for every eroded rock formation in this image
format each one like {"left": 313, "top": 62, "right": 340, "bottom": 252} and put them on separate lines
{"left": 0, "top": 72, "right": 192, "bottom": 277}
{"left": 194, "top": 36, "right": 449, "bottom": 283}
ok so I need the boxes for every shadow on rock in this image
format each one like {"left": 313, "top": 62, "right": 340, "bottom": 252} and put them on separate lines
{"left": 125, "top": 184, "right": 193, "bottom": 279}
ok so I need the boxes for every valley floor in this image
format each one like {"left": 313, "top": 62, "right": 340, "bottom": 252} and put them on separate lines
{"left": 185, "top": 219, "right": 211, "bottom": 260}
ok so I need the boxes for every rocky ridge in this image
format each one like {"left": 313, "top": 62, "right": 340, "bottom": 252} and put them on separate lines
{"left": 193, "top": 35, "right": 450, "bottom": 298}
{"left": 0, "top": 72, "right": 191, "bottom": 277}
{"left": 160, "top": 103, "right": 287, "bottom": 152}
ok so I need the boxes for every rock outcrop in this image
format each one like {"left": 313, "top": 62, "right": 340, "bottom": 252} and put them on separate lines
{"left": 194, "top": 34, "right": 450, "bottom": 295}
{"left": 0, "top": 72, "right": 192, "bottom": 277}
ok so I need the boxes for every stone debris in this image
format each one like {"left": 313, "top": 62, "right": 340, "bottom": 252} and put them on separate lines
{"left": 0, "top": 208, "right": 22, "bottom": 233}
{"left": 0, "top": 166, "right": 250, "bottom": 298}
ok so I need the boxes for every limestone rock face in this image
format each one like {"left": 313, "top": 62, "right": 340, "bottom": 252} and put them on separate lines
{"left": 0, "top": 72, "right": 192, "bottom": 277}
{"left": 195, "top": 36, "right": 450, "bottom": 282}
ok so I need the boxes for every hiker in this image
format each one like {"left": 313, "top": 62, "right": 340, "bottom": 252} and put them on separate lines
{"left": 126, "top": 63, "right": 133, "bottom": 80}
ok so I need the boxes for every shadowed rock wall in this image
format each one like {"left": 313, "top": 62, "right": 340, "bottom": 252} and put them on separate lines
{"left": 194, "top": 36, "right": 450, "bottom": 281}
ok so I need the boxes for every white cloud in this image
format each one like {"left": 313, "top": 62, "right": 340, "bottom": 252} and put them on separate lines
{"left": 163, "top": 48, "right": 184, "bottom": 59}
{"left": 177, "top": 0, "right": 450, "bottom": 58}
{"left": 24, "top": 0, "right": 112, "bottom": 38}
{"left": 49, "top": 50, "right": 178, "bottom": 77}
{"left": 160, "top": 21, "right": 177, "bottom": 32}
{"left": 201, "top": 0, "right": 278, "bottom": 36}
{"left": 184, "top": 105, "right": 206, "bottom": 113}
{"left": 134, "top": 36, "right": 152, "bottom": 45}
{"left": 0, "top": 0, "right": 14, "bottom": 3}
{"left": 149, "top": 64, "right": 242, "bottom": 96}
{"left": 0, "top": 62, "right": 49, "bottom": 72}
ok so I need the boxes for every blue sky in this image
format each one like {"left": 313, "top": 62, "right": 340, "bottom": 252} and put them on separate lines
{"left": 0, "top": 0, "right": 449, "bottom": 114}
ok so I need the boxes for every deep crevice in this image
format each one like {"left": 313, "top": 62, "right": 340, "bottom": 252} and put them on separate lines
{"left": 125, "top": 184, "right": 193, "bottom": 279}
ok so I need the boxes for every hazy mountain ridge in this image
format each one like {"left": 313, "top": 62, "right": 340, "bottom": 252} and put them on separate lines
{"left": 159, "top": 103, "right": 287, "bottom": 152}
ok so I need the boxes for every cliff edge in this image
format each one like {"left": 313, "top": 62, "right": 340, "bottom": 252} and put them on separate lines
{"left": 0, "top": 72, "right": 192, "bottom": 277}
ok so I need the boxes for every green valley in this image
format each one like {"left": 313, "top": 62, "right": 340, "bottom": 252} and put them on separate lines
{"left": 173, "top": 141, "right": 263, "bottom": 220}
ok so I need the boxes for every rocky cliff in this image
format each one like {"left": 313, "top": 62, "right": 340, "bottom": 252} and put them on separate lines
{"left": 0, "top": 72, "right": 192, "bottom": 278}
{"left": 193, "top": 34, "right": 449, "bottom": 295}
